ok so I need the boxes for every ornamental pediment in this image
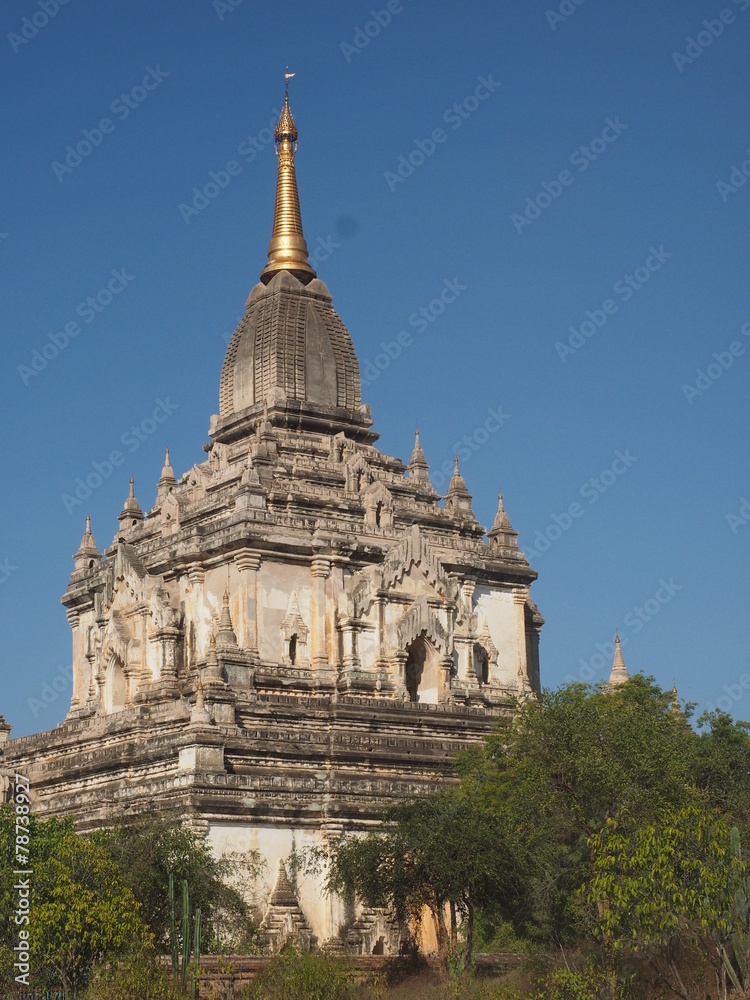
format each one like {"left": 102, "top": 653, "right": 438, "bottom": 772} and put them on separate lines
{"left": 349, "top": 524, "right": 457, "bottom": 614}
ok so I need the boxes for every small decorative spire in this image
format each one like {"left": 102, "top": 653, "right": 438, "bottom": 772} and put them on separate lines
{"left": 216, "top": 587, "right": 238, "bottom": 647}
{"left": 205, "top": 630, "right": 223, "bottom": 682}
{"left": 444, "top": 456, "right": 476, "bottom": 520}
{"left": 189, "top": 674, "right": 212, "bottom": 725}
{"left": 73, "top": 513, "right": 102, "bottom": 570}
{"left": 671, "top": 681, "right": 681, "bottom": 714}
{"left": 118, "top": 477, "right": 144, "bottom": 525}
{"left": 81, "top": 513, "right": 98, "bottom": 550}
{"left": 408, "top": 426, "right": 430, "bottom": 482}
{"left": 607, "top": 635, "right": 630, "bottom": 688}
{"left": 492, "top": 492, "right": 511, "bottom": 531}
{"left": 260, "top": 73, "right": 316, "bottom": 285}
{"left": 161, "top": 446, "right": 175, "bottom": 480}
{"left": 269, "top": 859, "right": 298, "bottom": 906}
{"left": 448, "top": 457, "right": 467, "bottom": 490}
{"left": 156, "top": 445, "right": 177, "bottom": 504}
{"left": 487, "top": 490, "right": 522, "bottom": 557}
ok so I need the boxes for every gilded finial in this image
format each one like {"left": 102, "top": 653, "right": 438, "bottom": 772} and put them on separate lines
{"left": 260, "top": 73, "right": 316, "bottom": 285}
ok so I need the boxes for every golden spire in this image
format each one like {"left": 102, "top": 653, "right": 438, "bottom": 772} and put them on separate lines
{"left": 260, "top": 72, "right": 316, "bottom": 285}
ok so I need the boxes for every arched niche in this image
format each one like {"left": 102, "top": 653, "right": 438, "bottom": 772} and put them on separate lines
{"left": 474, "top": 643, "right": 489, "bottom": 686}
{"left": 104, "top": 652, "right": 128, "bottom": 714}
{"left": 404, "top": 634, "right": 440, "bottom": 705}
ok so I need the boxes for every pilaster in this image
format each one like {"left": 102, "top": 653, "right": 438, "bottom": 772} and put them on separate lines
{"left": 512, "top": 587, "right": 530, "bottom": 692}
{"left": 310, "top": 555, "right": 330, "bottom": 668}
{"left": 235, "top": 551, "right": 261, "bottom": 659}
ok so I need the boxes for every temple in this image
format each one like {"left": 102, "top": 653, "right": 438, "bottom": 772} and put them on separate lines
{"left": 1, "top": 79, "right": 543, "bottom": 952}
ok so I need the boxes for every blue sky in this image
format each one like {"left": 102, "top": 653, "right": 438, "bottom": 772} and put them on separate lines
{"left": 1, "top": 0, "right": 749, "bottom": 736}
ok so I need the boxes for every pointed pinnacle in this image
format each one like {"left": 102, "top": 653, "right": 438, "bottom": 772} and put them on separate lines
{"left": 260, "top": 76, "right": 316, "bottom": 285}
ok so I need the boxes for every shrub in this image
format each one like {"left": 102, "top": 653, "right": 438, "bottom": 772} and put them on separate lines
{"left": 80, "top": 949, "right": 190, "bottom": 1000}
{"left": 243, "top": 948, "right": 354, "bottom": 1000}
{"left": 532, "top": 968, "right": 606, "bottom": 1000}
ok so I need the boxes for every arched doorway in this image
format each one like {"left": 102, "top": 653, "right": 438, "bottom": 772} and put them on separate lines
{"left": 404, "top": 635, "right": 440, "bottom": 704}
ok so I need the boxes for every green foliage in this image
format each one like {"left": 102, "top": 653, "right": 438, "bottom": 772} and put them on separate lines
{"left": 169, "top": 871, "right": 179, "bottom": 979}
{"left": 530, "top": 968, "right": 606, "bottom": 1000}
{"left": 181, "top": 879, "right": 191, "bottom": 992}
{"left": 455, "top": 677, "right": 701, "bottom": 941}
{"left": 587, "top": 803, "right": 743, "bottom": 998}
{"left": 80, "top": 948, "right": 191, "bottom": 999}
{"left": 242, "top": 948, "right": 355, "bottom": 1000}
{"left": 78, "top": 948, "right": 187, "bottom": 1000}
{"left": 693, "top": 711, "right": 750, "bottom": 834}
{"left": 192, "top": 906, "right": 202, "bottom": 999}
{"left": 328, "top": 790, "right": 507, "bottom": 968}
{"left": 92, "top": 813, "right": 261, "bottom": 951}
{"left": 0, "top": 808, "right": 151, "bottom": 996}
{"left": 720, "top": 826, "right": 750, "bottom": 994}
{"left": 480, "top": 986, "right": 523, "bottom": 1000}
{"left": 587, "top": 803, "right": 735, "bottom": 952}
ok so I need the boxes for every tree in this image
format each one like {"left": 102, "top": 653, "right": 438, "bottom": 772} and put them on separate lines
{"left": 693, "top": 711, "right": 750, "bottom": 834}
{"left": 0, "top": 808, "right": 151, "bottom": 997}
{"left": 587, "top": 803, "right": 742, "bottom": 1000}
{"left": 327, "top": 789, "right": 511, "bottom": 969}
{"left": 455, "top": 677, "right": 699, "bottom": 942}
{"left": 92, "top": 814, "right": 263, "bottom": 952}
